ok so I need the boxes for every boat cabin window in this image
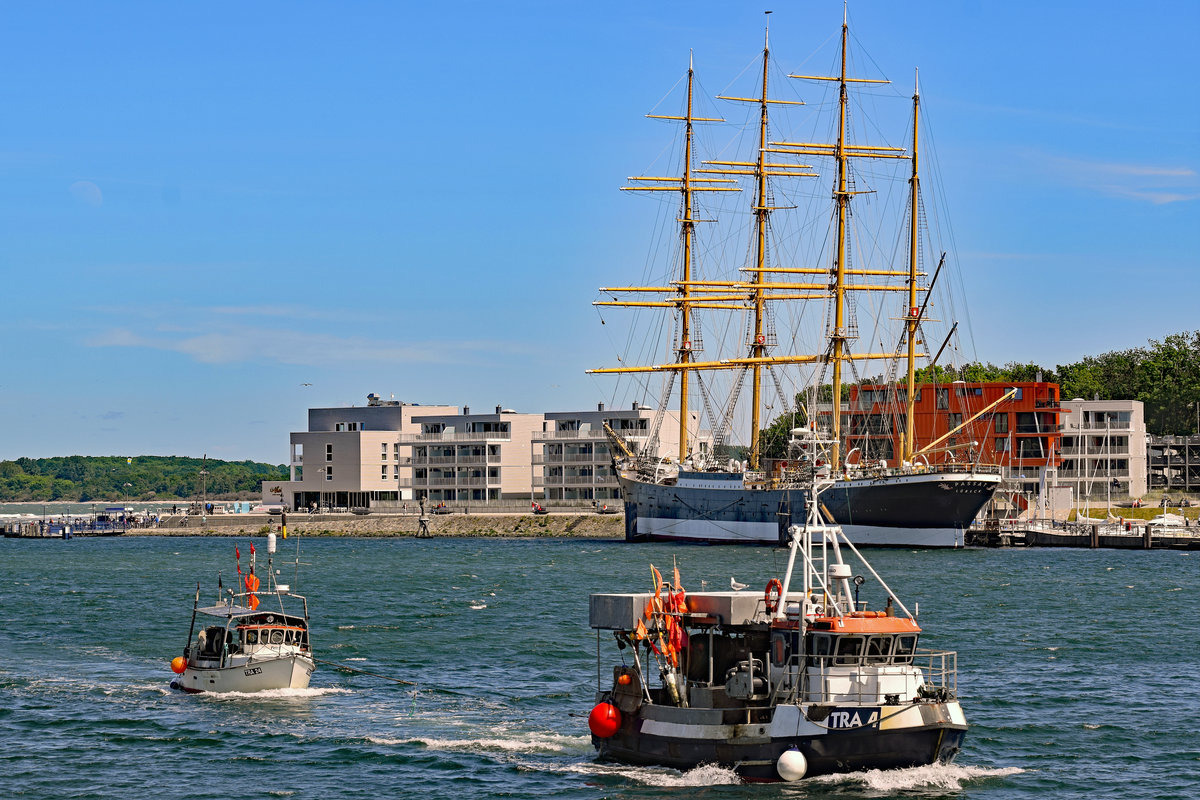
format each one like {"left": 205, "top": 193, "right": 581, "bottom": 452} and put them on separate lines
{"left": 270, "top": 629, "right": 284, "bottom": 644}
{"left": 864, "top": 635, "right": 894, "bottom": 664}
{"left": 809, "top": 633, "right": 834, "bottom": 663}
{"left": 833, "top": 635, "right": 865, "bottom": 666}
{"left": 244, "top": 629, "right": 259, "bottom": 645}
{"left": 894, "top": 633, "right": 918, "bottom": 664}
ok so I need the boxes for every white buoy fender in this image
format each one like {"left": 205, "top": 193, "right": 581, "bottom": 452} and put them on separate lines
{"left": 267, "top": 532, "right": 277, "bottom": 554}
{"left": 776, "top": 749, "right": 808, "bottom": 781}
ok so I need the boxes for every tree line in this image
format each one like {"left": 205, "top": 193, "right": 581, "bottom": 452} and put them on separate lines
{"left": 758, "top": 330, "right": 1200, "bottom": 458}
{"left": 0, "top": 455, "right": 287, "bottom": 502}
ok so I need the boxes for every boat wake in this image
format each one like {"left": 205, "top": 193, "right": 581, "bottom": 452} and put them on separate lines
{"left": 550, "top": 761, "right": 741, "bottom": 786}
{"left": 199, "top": 686, "right": 353, "bottom": 701}
{"left": 372, "top": 730, "right": 591, "bottom": 755}
{"left": 810, "top": 762, "right": 1023, "bottom": 791}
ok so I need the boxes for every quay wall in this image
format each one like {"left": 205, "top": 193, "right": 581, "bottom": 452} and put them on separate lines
{"left": 140, "top": 512, "right": 625, "bottom": 539}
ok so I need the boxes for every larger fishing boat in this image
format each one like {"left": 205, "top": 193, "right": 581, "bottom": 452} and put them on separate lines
{"left": 590, "top": 12, "right": 1007, "bottom": 547}
{"left": 585, "top": 434, "right": 967, "bottom": 781}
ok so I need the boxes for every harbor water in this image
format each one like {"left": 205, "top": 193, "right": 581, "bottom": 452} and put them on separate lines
{"left": 1, "top": 536, "right": 1195, "bottom": 799}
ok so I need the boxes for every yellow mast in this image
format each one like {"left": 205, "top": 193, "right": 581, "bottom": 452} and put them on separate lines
{"left": 829, "top": 17, "right": 850, "bottom": 470}
{"left": 904, "top": 71, "right": 920, "bottom": 463}
{"left": 678, "top": 56, "right": 696, "bottom": 463}
{"left": 748, "top": 26, "right": 771, "bottom": 470}
{"left": 598, "top": 60, "right": 731, "bottom": 462}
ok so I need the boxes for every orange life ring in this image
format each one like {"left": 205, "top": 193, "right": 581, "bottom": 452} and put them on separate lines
{"left": 764, "top": 578, "right": 783, "bottom": 613}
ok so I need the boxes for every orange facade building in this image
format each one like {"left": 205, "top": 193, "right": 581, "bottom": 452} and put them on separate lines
{"left": 845, "top": 381, "right": 1063, "bottom": 479}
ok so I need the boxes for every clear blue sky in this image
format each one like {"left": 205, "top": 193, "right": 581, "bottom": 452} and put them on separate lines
{"left": 1, "top": 1, "right": 1196, "bottom": 464}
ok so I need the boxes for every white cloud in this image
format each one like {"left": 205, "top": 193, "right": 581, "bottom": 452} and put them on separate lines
{"left": 88, "top": 323, "right": 530, "bottom": 367}
{"left": 1044, "top": 155, "right": 1198, "bottom": 204}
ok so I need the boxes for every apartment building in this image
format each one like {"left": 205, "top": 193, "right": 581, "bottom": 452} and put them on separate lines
{"left": 533, "top": 403, "right": 706, "bottom": 503}
{"left": 845, "top": 381, "right": 1062, "bottom": 486}
{"left": 403, "top": 406, "right": 544, "bottom": 504}
{"left": 1058, "top": 398, "right": 1147, "bottom": 501}
{"left": 270, "top": 394, "right": 458, "bottom": 511}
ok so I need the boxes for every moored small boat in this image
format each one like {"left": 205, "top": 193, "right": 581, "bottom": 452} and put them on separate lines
{"left": 585, "top": 436, "right": 967, "bottom": 781}
{"left": 170, "top": 532, "right": 314, "bottom": 693}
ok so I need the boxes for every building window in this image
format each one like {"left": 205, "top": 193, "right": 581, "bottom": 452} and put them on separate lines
{"left": 936, "top": 389, "right": 948, "bottom": 410}
{"left": 948, "top": 414, "right": 963, "bottom": 432}
{"left": 326, "top": 444, "right": 333, "bottom": 462}
{"left": 381, "top": 466, "right": 388, "bottom": 480}
{"left": 325, "top": 467, "right": 334, "bottom": 481}
{"left": 995, "top": 438, "right": 1009, "bottom": 452}
{"left": 381, "top": 444, "right": 388, "bottom": 461}
{"left": 995, "top": 414, "right": 1009, "bottom": 434}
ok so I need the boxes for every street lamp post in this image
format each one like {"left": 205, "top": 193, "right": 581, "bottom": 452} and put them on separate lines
{"left": 200, "top": 454, "right": 209, "bottom": 529}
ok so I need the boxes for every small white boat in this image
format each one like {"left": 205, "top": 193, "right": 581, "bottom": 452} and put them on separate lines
{"left": 170, "top": 532, "right": 314, "bottom": 693}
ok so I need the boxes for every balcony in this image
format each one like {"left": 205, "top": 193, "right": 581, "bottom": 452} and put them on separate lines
{"left": 1059, "top": 447, "right": 1133, "bottom": 456}
{"left": 411, "top": 477, "right": 491, "bottom": 488}
{"left": 533, "top": 453, "right": 605, "bottom": 465}
{"left": 536, "top": 475, "right": 618, "bottom": 488}
{"left": 399, "top": 432, "right": 511, "bottom": 442}
{"left": 412, "top": 454, "right": 501, "bottom": 466}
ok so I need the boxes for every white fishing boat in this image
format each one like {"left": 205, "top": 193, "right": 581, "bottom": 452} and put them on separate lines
{"left": 170, "top": 532, "right": 314, "bottom": 693}
{"left": 586, "top": 434, "right": 967, "bottom": 781}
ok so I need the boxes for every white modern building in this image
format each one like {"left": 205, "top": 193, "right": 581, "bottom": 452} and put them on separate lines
{"left": 533, "top": 403, "right": 707, "bottom": 503}
{"left": 403, "top": 406, "right": 544, "bottom": 504}
{"left": 1057, "top": 398, "right": 1147, "bottom": 502}
{"left": 266, "top": 394, "right": 458, "bottom": 511}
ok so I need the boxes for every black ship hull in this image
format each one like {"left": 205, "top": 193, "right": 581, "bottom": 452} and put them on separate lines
{"left": 619, "top": 468, "right": 1000, "bottom": 547}
{"left": 594, "top": 702, "right": 966, "bottom": 782}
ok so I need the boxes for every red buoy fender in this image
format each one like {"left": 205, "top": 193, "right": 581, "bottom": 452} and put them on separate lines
{"left": 764, "top": 578, "right": 784, "bottom": 614}
{"left": 588, "top": 702, "right": 622, "bottom": 738}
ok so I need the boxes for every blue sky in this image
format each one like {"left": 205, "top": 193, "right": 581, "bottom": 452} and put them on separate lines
{"left": 1, "top": 1, "right": 1196, "bottom": 464}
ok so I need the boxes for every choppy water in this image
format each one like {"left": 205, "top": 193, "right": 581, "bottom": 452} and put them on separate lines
{"left": 1, "top": 536, "right": 1195, "bottom": 799}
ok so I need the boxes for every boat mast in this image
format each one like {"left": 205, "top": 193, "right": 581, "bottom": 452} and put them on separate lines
{"left": 904, "top": 72, "right": 920, "bottom": 463}
{"left": 781, "top": 13, "right": 905, "bottom": 470}
{"left": 678, "top": 55, "right": 698, "bottom": 463}
{"left": 828, "top": 16, "right": 851, "bottom": 470}
{"left": 748, "top": 26, "right": 772, "bottom": 469}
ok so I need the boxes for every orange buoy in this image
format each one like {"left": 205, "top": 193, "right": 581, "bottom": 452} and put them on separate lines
{"left": 170, "top": 656, "right": 187, "bottom": 674}
{"left": 588, "top": 702, "right": 622, "bottom": 738}
{"left": 617, "top": 672, "right": 633, "bottom": 686}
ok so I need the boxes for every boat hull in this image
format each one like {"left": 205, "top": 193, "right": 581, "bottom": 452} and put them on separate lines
{"left": 595, "top": 701, "right": 966, "bottom": 782}
{"left": 171, "top": 654, "right": 315, "bottom": 694}
{"left": 619, "top": 470, "right": 1000, "bottom": 548}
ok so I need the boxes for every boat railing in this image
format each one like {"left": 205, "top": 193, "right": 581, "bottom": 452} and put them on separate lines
{"left": 772, "top": 648, "right": 958, "bottom": 706}
{"left": 834, "top": 461, "right": 1002, "bottom": 482}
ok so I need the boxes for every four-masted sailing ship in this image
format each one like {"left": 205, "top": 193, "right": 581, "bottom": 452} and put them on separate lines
{"left": 590, "top": 14, "right": 1003, "bottom": 547}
